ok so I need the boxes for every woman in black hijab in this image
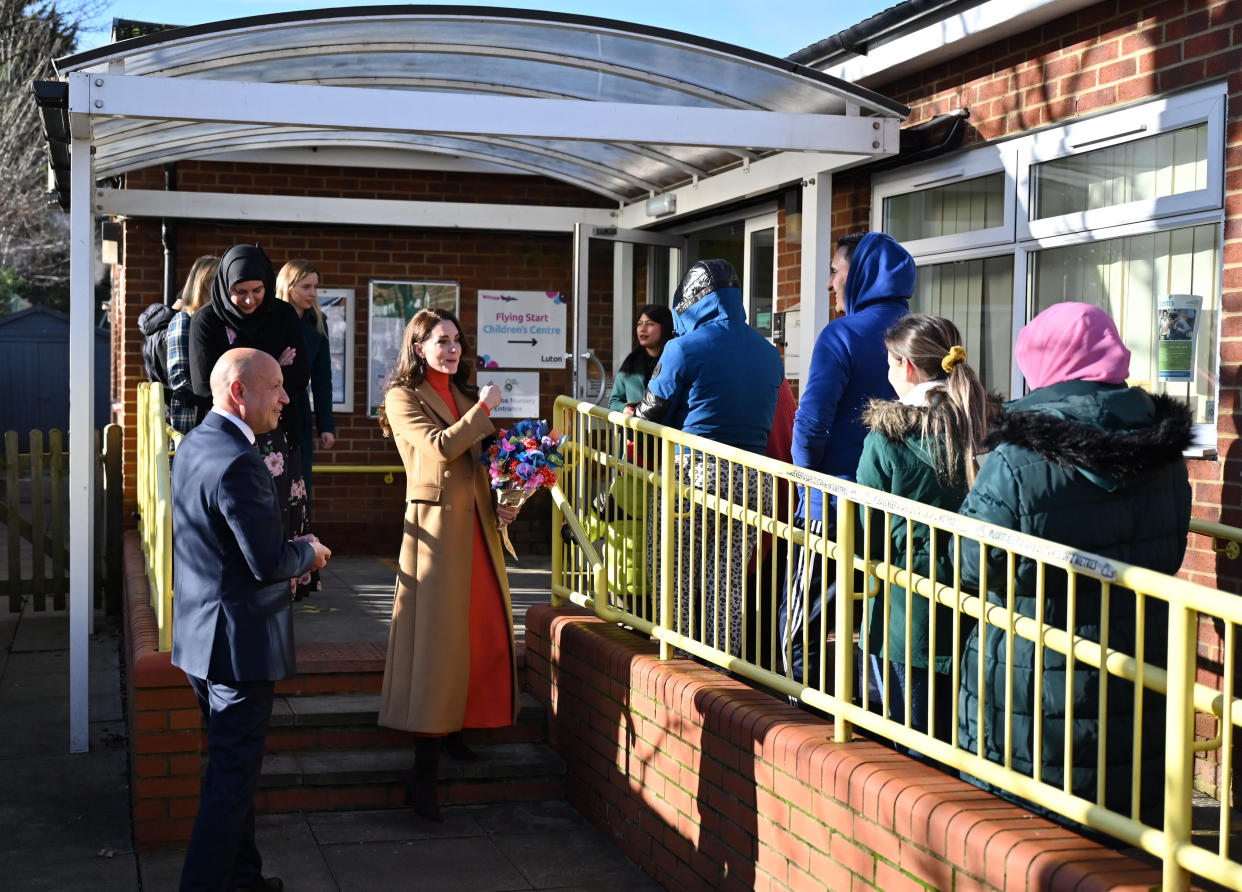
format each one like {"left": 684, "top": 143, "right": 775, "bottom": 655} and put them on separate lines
{"left": 188, "top": 244, "right": 318, "bottom": 598}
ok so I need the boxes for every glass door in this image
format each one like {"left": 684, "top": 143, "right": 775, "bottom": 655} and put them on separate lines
{"left": 572, "top": 224, "right": 686, "bottom": 401}
{"left": 682, "top": 210, "right": 779, "bottom": 342}
{"left": 744, "top": 213, "right": 777, "bottom": 341}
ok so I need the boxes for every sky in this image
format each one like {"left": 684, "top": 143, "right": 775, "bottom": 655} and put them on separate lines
{"left": 76, "top": 1, "right": 894, "bottom": 59}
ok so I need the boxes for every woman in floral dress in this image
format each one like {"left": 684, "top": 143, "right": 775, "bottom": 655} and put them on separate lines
{"left": 188, "top": 243, "right": 319, "bottom": 599}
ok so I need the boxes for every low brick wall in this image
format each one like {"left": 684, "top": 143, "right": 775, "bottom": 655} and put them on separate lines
{"left": 525, "top": 604, "right": 1168, "bottom": 892}
{"left": 122, "top": 530, "right": 203, "bottom": 849}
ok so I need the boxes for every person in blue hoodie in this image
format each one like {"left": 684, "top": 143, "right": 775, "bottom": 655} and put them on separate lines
{"left": 782, "top": 232, "right": 914, "bottom": 686}
{"left": 637, "top": 259, "right": 784, "bottom": 657}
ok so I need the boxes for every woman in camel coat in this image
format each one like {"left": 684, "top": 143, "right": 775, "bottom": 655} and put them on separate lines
{"left": 377, "top": 307, "right": 520, "bottom": 822}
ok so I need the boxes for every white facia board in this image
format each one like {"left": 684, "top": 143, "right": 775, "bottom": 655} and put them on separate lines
{"left": 477, "top": 370, "right": 541, "bottom": 418}
{"left": 477, "top": 290, "right": 567, "bottom": 369}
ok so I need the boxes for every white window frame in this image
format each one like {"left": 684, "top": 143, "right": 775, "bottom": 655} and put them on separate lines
{"left": 366, "top": 280, "right": 460, "bottom": 417}
{"left": 871, "top": 144, "right": 1016, "bottom": 256}
{"left": 877, "top": 83, "right": 1227, "bottom": 452}
{"left": 1018, "top": 84, "right": 1226, "bottom": 241}
{"left": 317, "top": 287, "right": 355, "bottom": 413}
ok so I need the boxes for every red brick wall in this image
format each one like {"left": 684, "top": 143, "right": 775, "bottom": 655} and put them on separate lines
{"left": 526, "top": 604, "right": 1167, "bottom": 891}
{"left": 114, "top": 161, "right": 614, "bottom": 553}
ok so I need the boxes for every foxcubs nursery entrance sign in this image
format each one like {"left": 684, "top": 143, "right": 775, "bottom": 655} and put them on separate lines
{"left": 476, "top": 290, "right": 567, "bottom": 369}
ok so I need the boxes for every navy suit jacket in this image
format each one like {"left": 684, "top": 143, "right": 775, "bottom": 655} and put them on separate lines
{"left": 171, "top": 412, "right": 314, "bottom": 682}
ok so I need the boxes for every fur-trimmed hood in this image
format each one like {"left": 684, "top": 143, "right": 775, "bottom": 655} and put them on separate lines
{"left": 861, "top": 398, "right": 925, "bottom": 440}
{"left": 985, "top": 383, "right": 1192, "bottom": 486}
{"left": 861, "top": 399, "right": 936, "bottom": 470}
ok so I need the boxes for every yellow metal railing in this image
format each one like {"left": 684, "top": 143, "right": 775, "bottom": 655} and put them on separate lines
{"left": 318, "top": 464, "right": 404, "bottom": 484}
{"left": 1191, "top": 517, "right": 1242, "bottom": 561}
{"left": 136, "top": 383, "right": 174, "bottom": 651}
{"left": 550, "top": 395, "right": 1242, "bottom": 892}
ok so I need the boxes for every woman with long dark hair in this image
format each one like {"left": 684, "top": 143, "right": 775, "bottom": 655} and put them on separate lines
{"left": 609, "top": 304, "right": 674, "bottom": 414}
{"left": 376, "top": 307, "right": 520, "bottom": 823}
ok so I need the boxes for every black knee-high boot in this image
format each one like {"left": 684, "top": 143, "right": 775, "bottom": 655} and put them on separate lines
{"left": 407, "top": 737, "right": 443, "bottom": 822}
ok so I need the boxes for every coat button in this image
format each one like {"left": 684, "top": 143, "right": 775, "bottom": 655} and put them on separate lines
{"left": 444, "top": 504, "right": 452, "bottom": 511}
{"left": 444, "top": 469, "right": 452, "bottom": 478}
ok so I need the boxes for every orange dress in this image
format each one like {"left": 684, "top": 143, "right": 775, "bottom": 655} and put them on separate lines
{"left": 426, "top": 370, "right": 513, "bottom": 728}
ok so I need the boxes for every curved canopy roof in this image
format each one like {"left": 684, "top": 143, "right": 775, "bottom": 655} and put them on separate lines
{"left": 53, "top": 6, "right": 908, "bottom": 204}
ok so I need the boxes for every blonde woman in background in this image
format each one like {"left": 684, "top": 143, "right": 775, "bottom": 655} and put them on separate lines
{"left": 165, "top": 255, "right": 218, "bottom": 435}
{"left": 277, "top": 260, "right": 336, "bottom": 508}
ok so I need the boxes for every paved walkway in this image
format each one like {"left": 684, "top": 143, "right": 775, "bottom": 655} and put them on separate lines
{"left": 0, "top": 557, "right": 661, "bottom": 891}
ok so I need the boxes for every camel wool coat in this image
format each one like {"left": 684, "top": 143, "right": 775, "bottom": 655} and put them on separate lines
{"left": 378, "top": 380, "right": 518, "bottom": 734}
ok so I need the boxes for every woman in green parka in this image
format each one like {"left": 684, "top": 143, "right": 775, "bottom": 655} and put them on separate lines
{"left": 857, "top": 314, "right": 988, "bottom": 746}
{"left": 608, "top": 304, "right": 674, "bottom": 413}
{"left": 957, "top": 301, "right": 1192, "bottom": 823}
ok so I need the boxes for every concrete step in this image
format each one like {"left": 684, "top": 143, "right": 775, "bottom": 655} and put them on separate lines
{"left": 265, "top": 691, "right": 547, "bottom": 750}
{"left": 271, "top": 690, "right": 545, "bottom": 729}
{"left": 255, "top": 740, "right": 567, "bottom": 814}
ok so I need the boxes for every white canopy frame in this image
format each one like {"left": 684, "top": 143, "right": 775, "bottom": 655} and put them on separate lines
{"left": 51, "top": 7, "right": 908, "bottom": 752}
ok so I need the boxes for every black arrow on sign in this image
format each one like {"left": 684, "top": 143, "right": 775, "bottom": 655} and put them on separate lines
{"left": 507, "top": 338, "right": 537, "bottom": 346}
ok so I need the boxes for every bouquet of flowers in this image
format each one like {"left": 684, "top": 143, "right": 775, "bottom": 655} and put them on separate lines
{"left": 481, "top": 419, "right": 567, "bottom": 559}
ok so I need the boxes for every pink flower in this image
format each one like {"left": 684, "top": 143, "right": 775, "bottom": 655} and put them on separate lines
{"left": 290, "top": 479, "right": 306, "bottom": 500}
{"left": 264, "top": 452, "right": 285, "bottom": 476}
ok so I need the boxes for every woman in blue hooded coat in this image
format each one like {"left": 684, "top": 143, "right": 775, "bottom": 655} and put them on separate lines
{"left": 637, "top": 259, "right": 784, "bottom": 657}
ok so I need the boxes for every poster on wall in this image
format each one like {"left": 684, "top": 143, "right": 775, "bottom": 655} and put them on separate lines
{"left": 476, "top": 370, "right": 540, "bottom": 418}
{"left": 317, "top": 288, "right": 354, "bottom": 413}
{"left": 476, "top": 290, "right": 567, "bottom": 369}
{"left": 368, "top": 281, "right": 459, "bottom": 416}
{"left": 1157, "top": 294, "right": 1202, "bottom": 382}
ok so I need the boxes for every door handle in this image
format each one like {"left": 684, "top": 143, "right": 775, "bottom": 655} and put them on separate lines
{"left": 566, "top": 349, "right": 607, "bottom": 404}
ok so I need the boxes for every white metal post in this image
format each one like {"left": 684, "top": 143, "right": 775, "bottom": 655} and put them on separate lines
{"left": 68, "top": 134, "right": 96, "bottom": 754}
{"left": 612, "top": 242, "right": 634, "bottom": 376}
{"left": 797, "top": 173, "right": 834, "bottom": 385}
{"left": 572, "top": 223, "right": 590, "bottom": 398}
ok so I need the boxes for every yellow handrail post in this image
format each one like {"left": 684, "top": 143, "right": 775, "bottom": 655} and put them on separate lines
{"left": 1163, "top": 602, "right": 1195, "bottom": 892}
{"left": 548, "top": 405, "right": 564, "bottom": 609}
{"left": 834, "top": 491, "right": 855, "bottom": 743}
{"left": 658, "top": 435, "right": 675, "bottom": 661}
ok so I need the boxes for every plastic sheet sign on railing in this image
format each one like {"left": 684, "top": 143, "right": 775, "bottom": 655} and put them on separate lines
{"left": 548, "top": 394, "right": 1242, "bottom": 892}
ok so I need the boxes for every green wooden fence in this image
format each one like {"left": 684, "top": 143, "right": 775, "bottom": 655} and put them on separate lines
{"left": 0, "top": 426, "right": 122, "bottom": 613}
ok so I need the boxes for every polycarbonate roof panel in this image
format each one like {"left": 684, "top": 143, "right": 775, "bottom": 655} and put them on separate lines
{"left": 57, "top": 6, "right": 908, "bottom": 203}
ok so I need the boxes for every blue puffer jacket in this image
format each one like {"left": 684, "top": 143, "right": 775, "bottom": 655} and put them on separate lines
{"left": 637, "top": 260, "right": 783, "bottom": 453}
{"left": 792, "top": 232, "right": 913, "bottom": 520}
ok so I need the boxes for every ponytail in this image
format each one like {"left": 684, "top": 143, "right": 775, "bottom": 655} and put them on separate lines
{"left": 885, "top": 314, "right": 988, "bottom": 485}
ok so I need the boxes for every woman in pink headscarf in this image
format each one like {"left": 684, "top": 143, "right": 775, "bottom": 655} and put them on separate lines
{"left": 955, "top": 302, "right": 1191, "bottom": 825}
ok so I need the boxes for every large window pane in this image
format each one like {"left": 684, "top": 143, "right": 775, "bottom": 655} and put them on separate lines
{"left": 1030, "top": 223, "right": 1218, "bottom": 423}
{"left": 912, "top": 256, "right": 1014, "bottom": 396}
{"left": 883, "top": 172, "right": 1004, "bottom": 242}
{"left": 1030, "top": 123, "right": 1208, "bottom": 220}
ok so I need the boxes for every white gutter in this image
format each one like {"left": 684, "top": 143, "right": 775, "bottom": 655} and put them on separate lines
{"left": 820, "top": 0, "right": 1102, "bottom": 89}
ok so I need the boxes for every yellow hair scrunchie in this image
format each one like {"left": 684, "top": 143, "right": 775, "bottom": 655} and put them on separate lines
{"left": 941, "top": 345, "right": 967, "bottom": 374}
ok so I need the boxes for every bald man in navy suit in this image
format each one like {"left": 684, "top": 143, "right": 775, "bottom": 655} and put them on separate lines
{"left": 172, "top": 348, "right": 331, "bottom": 892}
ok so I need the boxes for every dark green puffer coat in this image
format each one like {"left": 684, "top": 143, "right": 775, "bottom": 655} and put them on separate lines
{"left": 856, "top": 400, "right": 969, "bottom": 673}
{"left": 957, "top": 380, "right": 1192, "bottom": 820}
